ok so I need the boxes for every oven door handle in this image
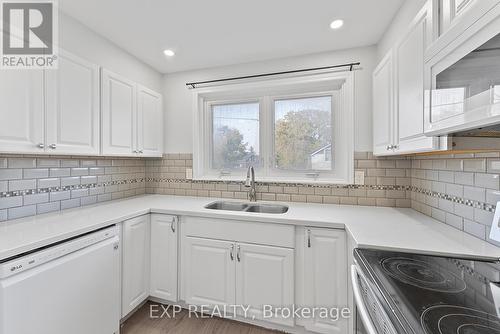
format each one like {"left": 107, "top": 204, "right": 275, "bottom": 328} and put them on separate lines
{"left": 351, "top": 265, "right": 379, "bottom": 334}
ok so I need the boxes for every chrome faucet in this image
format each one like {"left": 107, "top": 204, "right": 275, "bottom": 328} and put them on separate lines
{"left": 244, "top": 166, "right": 257, "bottom": 202}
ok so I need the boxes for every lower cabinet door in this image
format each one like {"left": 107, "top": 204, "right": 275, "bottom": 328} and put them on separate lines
{"left": 235, "top": 242, "right": 294, "bottom": 327}
{"left": 304, "top": 228, "right": 348, "bottom": 334}
{"left": 122, "top": 215, "right": 151, "bottom": 318}
{"left": 150, "top": 214, "right": 178, "bottom": 302}
{"left": 183, "top": 237, "right": 236, "bottom": 307}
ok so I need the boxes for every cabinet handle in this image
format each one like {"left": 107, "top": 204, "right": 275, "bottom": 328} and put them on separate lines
{"left": 37, "top": 143, "right": 45, "bottom": 149}
{"left": 386, "top": 145, "right": 391, "bottom": 150}
{"left": 49, "top": 144, "right": 56, "bottom": 149}
{"left": 307, "top": 229, "right": 311, "bottom": 248}
{"left": 237, "top": 245, "right": 241, "bottom": 262}
{"left": 133, "top": 150, "right": 138, "bottom": 153}
{"left": 230, "top": 244, "right": 234, "bottom": 261}
{"left": 139, "top": 150, "right": 144, "bottom": 154}
{"left": 170, "top": 221, "right": 175, "bottom": 233}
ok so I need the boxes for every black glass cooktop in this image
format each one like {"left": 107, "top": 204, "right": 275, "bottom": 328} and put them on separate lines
{"left": 355, "top": 249, "right": 500, "bottom": 334}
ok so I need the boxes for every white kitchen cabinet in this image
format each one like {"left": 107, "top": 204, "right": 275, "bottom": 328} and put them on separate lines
{"left": 137, "top": 85, "right": 163, "bottom": 157}
{"left": 122, "top": 215, "right": 151, "bottom": 318}
{"left": 101, "top": 69, "right": 163, "bottom": 157}
{"left": 372, "top": 52, "right": 394, "bottom": 156}
{"left": 150, "top": 214, "right": 178, "bottom": 302}
{"left": 303, "top": 228, "right": 348, "bottom": 334}
{"left": 427, "top": 0, "right": 500, "bottom": 60}
{"left": 45, "top": 51, "right": 100, "bottom": 155}
{"left": 440, "top": 0, "right": 499, "bottom": 36}
{"left": 0, "top": 70, "right": 44, "bottom": 153}
{"left": 101, "top": 69, "right": 137, "bottom": 156}
{"left": 235, "top": 242, "right": 294, "bottom": 326}
{"left": 0, "top": 51, "right": 101, "bottom": 155}
{"left": 395, "top": 3, "right": 443, "bottom": 154}
{"left": 440, "top": 0, "right": 477, "bottom": 33}
{"left": 183, "top": 236, "right": 236, "bottom": 307}
{"left": 373, "top": 2, "right": 446, "bottom": 156}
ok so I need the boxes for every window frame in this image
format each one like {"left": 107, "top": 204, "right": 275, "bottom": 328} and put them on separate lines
{"left": 193, "top": 72, "right": 354, "bottom": 184}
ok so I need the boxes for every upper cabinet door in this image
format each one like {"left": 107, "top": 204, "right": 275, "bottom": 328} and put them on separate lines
{"left": 395, "top": 3, "right": 441, "bottom": 153}
{"left": 101, "top": 69, "right": 136, "bottom": 156}
{"left": 45, "top": 51, "right": 100, "bottom": 155}
{"left": 0, "top": 70, "right": 44, "bottom": 153}
{"left": 372, "top": 52, "right": 394, "bottom": 156}
{"left": 137, "top": 85, "right": 163, "bottom": 157}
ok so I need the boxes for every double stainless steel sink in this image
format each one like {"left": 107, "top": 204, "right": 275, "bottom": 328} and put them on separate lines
{"left": 205, "top": 201, "right": 289, "bottom": 214}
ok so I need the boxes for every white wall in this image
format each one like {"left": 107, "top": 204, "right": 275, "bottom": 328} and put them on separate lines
{"left": 59, "top": 13, "right": 162, "bottom": 91}
{"left": 163, "top": 46, "right": 377, "bottom": 153}
{"left": 377, "top": 0, "right": 427, "bottom": 61}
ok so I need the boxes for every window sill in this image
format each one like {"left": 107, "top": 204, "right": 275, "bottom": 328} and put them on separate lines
{"left": 192, "top": 175, "right": 352, "bottom": 185}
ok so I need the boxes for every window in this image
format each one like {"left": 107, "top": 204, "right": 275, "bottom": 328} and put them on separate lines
{"left": 274, "top": 96, "right": 332, "bottom": 171}
{"left": 211, "top": 102, "right": 260, "bottom": 171}
{"left": 193, "top": 73, "right": 354, "bottom": 183}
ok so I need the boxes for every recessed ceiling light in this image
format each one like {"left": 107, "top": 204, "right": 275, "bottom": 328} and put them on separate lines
{"left": 163, "top": 49, "right": 175, "bottom": 57}
{"left": 330, "top": 19, "right": 344, "bottom": 30}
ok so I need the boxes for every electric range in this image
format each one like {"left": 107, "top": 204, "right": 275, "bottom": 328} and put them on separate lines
{"left": 352, "top": 248, "right": 500, "bottom": 334}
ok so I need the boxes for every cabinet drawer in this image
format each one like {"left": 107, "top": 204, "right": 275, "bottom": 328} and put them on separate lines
{"left": 183, "top": 216, "right": 295, "bottom": 248}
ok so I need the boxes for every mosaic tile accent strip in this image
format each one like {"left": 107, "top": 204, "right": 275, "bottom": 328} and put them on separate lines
{"left": 145, "top": 177, "right": 496, "bottom": 213}
{"left": 0, "top": 178, "right": 145, "bottom": 198}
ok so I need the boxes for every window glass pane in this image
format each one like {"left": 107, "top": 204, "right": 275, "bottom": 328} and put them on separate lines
{"left": 274, "top": 96, "right": 332, "bottom": 171}
{"left": 212, "top": 102, "right": 260, "bottom": 170}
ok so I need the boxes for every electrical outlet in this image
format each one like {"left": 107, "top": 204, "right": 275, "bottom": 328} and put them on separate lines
{"left": 354, "top": 170, "right": 365, "bottom": 185}
{"left": 186, "top": 168, "right": 193, "bottom": 179}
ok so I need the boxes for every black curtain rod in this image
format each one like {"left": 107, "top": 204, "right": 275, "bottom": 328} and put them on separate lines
{"left": 185, "top": 62, "right": 360, "bottom": 89}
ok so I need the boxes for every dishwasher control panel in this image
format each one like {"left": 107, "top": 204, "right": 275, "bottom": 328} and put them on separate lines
{"left": 0, "top": 225, "right": 119, "bottom": 279}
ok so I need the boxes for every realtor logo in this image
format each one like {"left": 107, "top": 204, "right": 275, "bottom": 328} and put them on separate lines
{"left": 1, "top": 0, "right": 58, "bottom": 69}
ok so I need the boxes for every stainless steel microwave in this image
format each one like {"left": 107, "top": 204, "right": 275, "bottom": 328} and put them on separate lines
{"left": 425, "top": 4, "right": 500, "bottom": 137}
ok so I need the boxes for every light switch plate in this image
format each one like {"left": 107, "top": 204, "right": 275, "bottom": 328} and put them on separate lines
{"left": 354, "top": 170, "right": 365, "bottom": 185}
{"left": 186, "top": 168, "right": 193, "bottom": 179}
{"left": 489, "top": 201, "right": 500, "bottom": 243}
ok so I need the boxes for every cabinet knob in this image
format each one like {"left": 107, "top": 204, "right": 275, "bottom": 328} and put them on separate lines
{"left": 49, "top": 144, "right": 56, "bottom": 149}
{"left": 133, "top": 150, "right": 138, "bottom": 153}
{"left": 37, "top": 143, "right": 45, "bottom": 149}
{"left": 139, "top": 150, "right": 144, "bottom": 154}
{"left": 386, "top": 145, "right": 391, "bottom": 150}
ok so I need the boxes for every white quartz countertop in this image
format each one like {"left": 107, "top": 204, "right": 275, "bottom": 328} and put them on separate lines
{"left": 1, "top": 194, "right": 499, "bottom": 261}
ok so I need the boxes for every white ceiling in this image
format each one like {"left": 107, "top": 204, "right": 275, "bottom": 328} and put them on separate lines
{"left": 60, "top": 0, "right": 404, "bottom": 74}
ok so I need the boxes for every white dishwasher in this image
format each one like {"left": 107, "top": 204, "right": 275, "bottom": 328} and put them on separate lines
{"left": 0, "top": 225, "right": 121, "bottom": 334}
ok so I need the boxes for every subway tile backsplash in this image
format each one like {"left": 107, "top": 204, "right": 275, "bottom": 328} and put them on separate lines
{"left": 0, "top": 155, "right": 146, "bottom": 221}
{"left": 410, "top": 152, "right": 500, "bottom": 246}
{"left": 1, "top": 151, "right": 499, "bottom": 247}
{"left": 145, "top": 152, "right": 413, "bottom": 208}
{"left": 146, "top": 151, "right": 500, "bottom": 246}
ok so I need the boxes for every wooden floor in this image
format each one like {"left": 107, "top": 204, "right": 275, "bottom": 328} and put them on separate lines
{"left": 121, "top": 302, "right": 284, "bottom": 334}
